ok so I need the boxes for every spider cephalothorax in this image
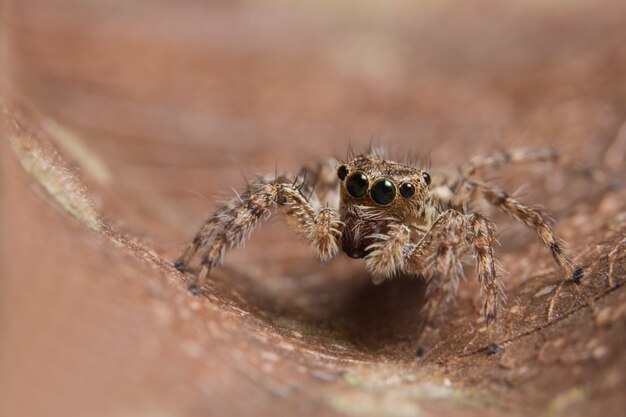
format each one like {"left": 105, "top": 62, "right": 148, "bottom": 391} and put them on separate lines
{"left": 175, "top": 148, "right": 583, "bottom": 332}
{"left": 337, "top": 156, "right": 433, "bottom": 260}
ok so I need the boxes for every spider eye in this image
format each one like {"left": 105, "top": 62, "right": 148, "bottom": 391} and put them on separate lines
{"left": 371, "top": 178, "right": 396, "bottom": 205}
{"left": 422, "top": 172, "right": 431, "bottom": 186}
{"left": 399, "top": 182, "right": 416, "bottom": 198}
{"left": 337, "top": 164, "right": 349, "bottom": 181}
{"left": 345, "top": 172, "right": 369, "bottom": 198}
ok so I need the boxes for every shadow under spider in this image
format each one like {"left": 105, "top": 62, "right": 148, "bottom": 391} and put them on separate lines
{"left": 202, "top": 261, "right": 429, "bottom": 355}
{"left": 322, "top": 273, "right": 428, "bottom": 354}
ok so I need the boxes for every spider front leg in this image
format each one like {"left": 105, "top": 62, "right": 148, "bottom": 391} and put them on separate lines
{"left": 416, "top": 210, "right": 470, "bottom": 327}
{"left": 364, "top": 210, "right": 502, "bottom": 325}
{"left": 175, "top": 174, "right": 342, "bottom": 293}
{"left": 417, "top": 210, "right": 501, "bottom": 326}
{"left": 363, "top": 220, "right": 466, "bottom": 327}
{"left": 467, "top": 213, "right": 502, "bottom": 322}
{"left": 364, "top": 224, "right": 414, "bottom": 284}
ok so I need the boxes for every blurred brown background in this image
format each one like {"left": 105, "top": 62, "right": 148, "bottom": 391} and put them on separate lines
{"left": 1, "top": 1, "right": 625, "bottom": 417}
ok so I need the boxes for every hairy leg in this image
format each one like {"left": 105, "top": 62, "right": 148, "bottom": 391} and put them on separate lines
{"left": 454, "top": 147, "right": 608, "bottom": 190}
{"left": 175, "top": 173, "right": 341, "bottom": 293}
{"left": 414, "top": 210, "right": 501, "bottom": 326}
{"left": 456, "top": 147, "right": 560, "bottom": 187}
{"left": 364, "top": 224, "right": 413, "bottom": 284}
{"left": 298, "top": 157, "right": 342, "bottom": 211}
{"left": 362, "top": 209, "right": 502, "bottom": 325}
{"left": 467, "top": 212, "right": 503, "bottom": 321}
{"left": 360, "top": 212, "right": 467, "bottom": 323}
{"left": 468, "top": 181, "right": 583, "bottom": 282}
{"left": 417, "top": 210, "right": 470, "bottom": 326}
{"left": 431, "top": 148, "right": 565, "bottom": 210}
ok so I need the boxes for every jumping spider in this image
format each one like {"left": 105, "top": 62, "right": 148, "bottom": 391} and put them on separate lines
{"left": 175, "top": 148, "right": 583, "bottom": 328}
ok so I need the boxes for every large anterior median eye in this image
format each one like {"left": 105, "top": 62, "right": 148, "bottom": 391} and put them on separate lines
{"left": 371, "top": 178, "right": 396, "bottom": 205}
{"left": 346, "top": 172, "right": 369, "bottom": 198}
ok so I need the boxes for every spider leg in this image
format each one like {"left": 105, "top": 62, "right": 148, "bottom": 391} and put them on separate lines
{"left": 175, "top": 196, "right": 239, "bottom": 272}
{"left": 175, "top": 171, "right": 342, "bottom": 293}
{"left": 409, "top": 210, "right": 501, "bottom": 326}
{"left": 467, "top": 212, "right": 503, "bottom": 322}
{"left": 364, "top": 224, "right": 413, "bottom": 284}
{"left": 471, "top": 181, "right": 583, "bottom": 282}
{"left": 430, "top": 148, "right": 565, "bottom": 210}
{"left": 457, "top": 148, "right": 560, "bottom": 186}
{"left": 300, "top": 157, "right": 343, "bottom": 211}
{"left": 417, "top": 210, "right": 470, "bottom": 326}
{"left": 454, "top": 147, "right": 607, "bottom": 189}
{"left": 361, "top": 211, "right": 467, "bottom": 322}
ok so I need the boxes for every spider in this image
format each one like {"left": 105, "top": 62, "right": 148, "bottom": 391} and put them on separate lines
{"left": 175, "top": 147, "right": 583, "bottom": 328}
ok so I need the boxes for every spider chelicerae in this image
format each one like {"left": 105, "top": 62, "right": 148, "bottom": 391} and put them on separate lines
{"left": 175, "top": 147, "right": 583, "bottom": 328}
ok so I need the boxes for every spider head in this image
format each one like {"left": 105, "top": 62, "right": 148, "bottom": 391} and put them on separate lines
{"left": 336, "top": 155, "right": 431, "bottom": 258}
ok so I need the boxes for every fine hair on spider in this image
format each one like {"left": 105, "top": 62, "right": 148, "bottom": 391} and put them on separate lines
{"left": 175, "top": 146, "right": 584, "bottom": 340}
